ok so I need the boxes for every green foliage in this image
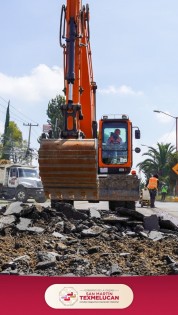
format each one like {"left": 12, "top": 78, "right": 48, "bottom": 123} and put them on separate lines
{"left": 1, "top": 103, "right": 36, "bottom": 164}
{"left": 137, "top": 142, "right": 176, "bottom": 189}
{"left": 3, "top": 101, "right": 10, "bottom": 146}
{"left": 1, "top": 121, "right": 23, "bottom": 160}
{"left": 6, "top": 121, "right": 23, "bottom": 143}
{"left": 46, "top": 94, "right": 65, "bottom": 137}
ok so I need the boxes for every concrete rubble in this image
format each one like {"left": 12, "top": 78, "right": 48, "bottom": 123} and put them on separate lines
{"left": 0, "top": 201, "right": 178, "bottom": 276}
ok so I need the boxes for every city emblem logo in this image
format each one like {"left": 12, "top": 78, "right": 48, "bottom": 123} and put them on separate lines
{"left": 59, "top": 287, "right": 78, "bottom": 306}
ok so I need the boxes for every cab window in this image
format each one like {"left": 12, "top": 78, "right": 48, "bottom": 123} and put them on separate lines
{"left": 10, "top": 168, "right": 18, "bottom": 177}
{"left": 102, "top": 122, "right": 128, "bottom": 165}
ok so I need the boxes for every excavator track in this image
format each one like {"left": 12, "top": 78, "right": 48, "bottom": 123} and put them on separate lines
{"left": 38, "top": 139, "right": 98, "bottom": 200}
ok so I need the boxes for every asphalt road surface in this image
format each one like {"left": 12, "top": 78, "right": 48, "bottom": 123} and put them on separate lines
{"left": 137, "top": 201, "right": 178, "bottom": 224}
{"left": 75, "top": 200, "right": 178, "bottom": 227}
{"left": 1, "top": 199, "right": 178, "bottom": 221}
{"left": 75, "top": 201, "right": 178, "bottom": 224}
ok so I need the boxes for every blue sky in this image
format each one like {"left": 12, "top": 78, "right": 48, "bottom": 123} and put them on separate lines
{"left": 0, "top": 0, "right": 178, "bottom": 170}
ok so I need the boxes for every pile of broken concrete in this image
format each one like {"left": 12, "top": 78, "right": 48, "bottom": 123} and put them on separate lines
{"left": 1, "top": 201, "right": 178, "bottom": 277}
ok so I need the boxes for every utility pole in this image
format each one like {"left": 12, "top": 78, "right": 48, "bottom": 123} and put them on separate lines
{"left": 23, "top": 123, "right": 38, "bottom": 164}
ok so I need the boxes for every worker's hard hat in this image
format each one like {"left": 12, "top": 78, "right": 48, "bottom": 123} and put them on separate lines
{"left": 131, "top": 169, "right": 136, "bottom": 175}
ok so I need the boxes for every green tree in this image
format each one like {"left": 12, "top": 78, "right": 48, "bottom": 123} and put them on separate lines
{"left": 46, "top": 94, "right": 65, "bottom": 137}
{"left": 1, "top": 121, "right": 23, "bottom": 160}
{"left": 137, "top": 142, "right": 175, "bottom": 185}
{"left": 7, "top": 121, "right": 23, "bottom": 143}
{"left": 3, "top": 101, "right": 10, "bottom": 147}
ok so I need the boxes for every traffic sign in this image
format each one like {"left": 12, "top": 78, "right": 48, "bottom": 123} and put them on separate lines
{"left": 172, "top": 163, "right": 178, "bottom": 175}
{"left": 43, "top": 124, "right": 51, "bottom": 132}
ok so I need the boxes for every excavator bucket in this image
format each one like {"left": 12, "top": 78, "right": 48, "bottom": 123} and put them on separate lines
{"left": 38, "top": 139, "right": 98, "bottom": 201}
{"left": 98, "top": 174, "right": 140, "bottom": 201}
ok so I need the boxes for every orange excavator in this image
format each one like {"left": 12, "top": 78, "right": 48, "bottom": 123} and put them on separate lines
{"left": 38, "top": 0, "right": 141, "bottom": 210}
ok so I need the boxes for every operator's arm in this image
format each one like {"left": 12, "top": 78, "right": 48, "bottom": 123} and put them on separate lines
{"left": 107, "top": 136, "right": 114, "bottom": 144}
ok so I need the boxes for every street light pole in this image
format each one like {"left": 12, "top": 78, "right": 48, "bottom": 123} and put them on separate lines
{"left": 176, "top": 117, "right": 178, "bottom": 151}
{"left": 154, "top": 110, "right": 178, "bottom": 150}
{"left": 153, "top": 110, "right": 178, "bottom": 195}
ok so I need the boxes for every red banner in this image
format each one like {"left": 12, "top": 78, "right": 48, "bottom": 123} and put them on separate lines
{"left": 0, "top": 275, "right": 178, "bottom": 314}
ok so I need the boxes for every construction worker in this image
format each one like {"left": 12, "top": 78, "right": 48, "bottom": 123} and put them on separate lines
{"left": 107, "top": 129, "right": 123, "bottom": 144}
{"left": 161, "top": 184, "right": 168, "bottom": 201}
{"left": 146, "top": 174, "right": 159, "bottom": 208}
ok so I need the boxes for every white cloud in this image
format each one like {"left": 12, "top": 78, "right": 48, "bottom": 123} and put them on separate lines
{"left": 0, "top": 64, "right": 64, "bottom": 103}
{"left": 98, "top": 85, "right": 144, "bottom": 96}
{"left": 0, "top": 64, "right": 65, "bottom": 144}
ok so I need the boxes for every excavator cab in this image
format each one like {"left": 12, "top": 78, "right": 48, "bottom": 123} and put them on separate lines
{"left": 98, "top": 115, "right": 137, "bottom": 175}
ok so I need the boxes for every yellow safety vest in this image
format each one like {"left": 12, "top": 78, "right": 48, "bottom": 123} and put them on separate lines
{"left": 147, "top": 177, "right": 158, "bottom": 190}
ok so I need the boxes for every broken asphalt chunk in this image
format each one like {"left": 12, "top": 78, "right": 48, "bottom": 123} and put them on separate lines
{"left": 143, "top": 215, "right": 160, "bottom": 231}
{"left": 81, "top": 226, "right": 103, "bottom": 237}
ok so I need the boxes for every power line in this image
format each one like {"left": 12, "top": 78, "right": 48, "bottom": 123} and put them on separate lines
{"left": 0, "top": 100, "right": 41, "bottom": 146}
{"left": 0, "top": 100, "right": 30, "bottom": 127}
{"left": 0, "top": 96, "right": 39, "bottom": 125}
{"left": 0, "top": 96, "right": 7, "bottom": 103}
{"left": 0, "top": 101, "right": 7, "bottom": 109}
{"left": 23, "top": 123, "right": 39, "bottom": 149}
{"left": 0, "top": 108, "right": 6, "bottom": 116}
{"left": 0, "top": 100, "right": 28, "bottom": 124}
{"left": 31, "top": 128, "right": 41, "bottom": 138}
{"left": 0, "top": 97, "right": 46, "bottom": 152}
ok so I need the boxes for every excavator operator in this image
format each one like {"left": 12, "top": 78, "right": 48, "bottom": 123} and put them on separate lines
{"left": 107, "top": 129, "right": 123, "bottom": 144}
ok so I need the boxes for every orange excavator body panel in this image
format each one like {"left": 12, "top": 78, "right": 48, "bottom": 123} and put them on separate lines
{"left": 63, "top": 0, "right": 96, "bottom": 137}
{"left": 38, "top": 0, "right": 140, "bottom": 205}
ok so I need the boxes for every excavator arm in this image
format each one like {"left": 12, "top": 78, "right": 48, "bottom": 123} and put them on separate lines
{"left": 60, "top": 0, "right": 97, "bottom": 139}
{"left": 39, "top": 0, "right": 141, "bottom": 209}
{"left": 39, "top": 0, "right": 98, "bottom": 201}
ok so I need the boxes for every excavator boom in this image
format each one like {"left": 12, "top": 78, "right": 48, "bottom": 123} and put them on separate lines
{"left": 39, "top": 0, "right": 98, "bottom": 201}
{"left": 39, "top": 0, "right": 140, "bottom": 209}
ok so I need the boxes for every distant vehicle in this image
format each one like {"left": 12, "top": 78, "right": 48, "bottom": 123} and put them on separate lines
{"left": 0, "top": 160, "right": 46, "bottom": 203}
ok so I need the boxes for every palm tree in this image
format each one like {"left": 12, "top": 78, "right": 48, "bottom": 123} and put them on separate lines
{"left": 137, "top": 143, "right": 175, "bottom": 184}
